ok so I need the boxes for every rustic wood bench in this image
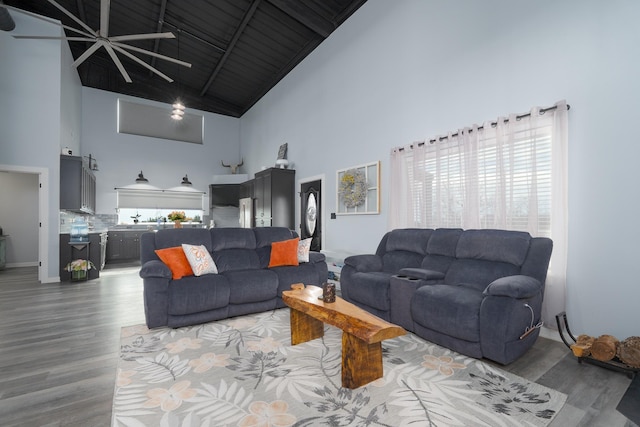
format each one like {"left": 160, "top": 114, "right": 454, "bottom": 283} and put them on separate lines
{"left": 282, "top": 284, "right": 406, "bottom": 388}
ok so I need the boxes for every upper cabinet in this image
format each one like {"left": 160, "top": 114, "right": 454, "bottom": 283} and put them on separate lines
{"left": 60, "top": 155, "right": 96, "bottom": 214}
{"left": 253, "top": 168, "right": 295, "bottom": 228}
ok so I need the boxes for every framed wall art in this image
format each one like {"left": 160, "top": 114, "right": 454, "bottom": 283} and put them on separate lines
{"left": 336, "top": 161, "right": 380, "bottom": 215}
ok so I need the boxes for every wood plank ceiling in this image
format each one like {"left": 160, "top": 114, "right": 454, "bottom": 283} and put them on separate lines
{"left": 4, "top": 0, "right": 368, "bottom": 117}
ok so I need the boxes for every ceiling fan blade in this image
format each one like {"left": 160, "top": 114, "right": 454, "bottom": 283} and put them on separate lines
{"left": 104, "top": 44, "right": 132, "bottom": 83}
{"left": 3, "top": 5, "right": 95, "bottom": 38}
{"left": 111, "top": 45, "right": 173, "bottom": 83}
{"left": 112, "top": 42, "right": 192, "bottom": 68}
{"left": 100, "top": 0, "right": 110, "bottom": 38}
{"left": 13, "top": 36, "right": 95, "bottom": 42}
{"left": 47, "top": 0, "right": 96, "bottom": 36}
{"left": 108, "top": 32, "right": 175, "bottom": 42}
{"left": 72, "top": 41, "right": 102, "bottom": 68}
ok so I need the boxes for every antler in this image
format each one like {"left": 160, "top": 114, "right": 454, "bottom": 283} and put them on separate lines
{"left": 238, "top": 158, "right": 244, "bottom": 167}
{"left": 221, "top": 160, "right": 230, "bottom": 168}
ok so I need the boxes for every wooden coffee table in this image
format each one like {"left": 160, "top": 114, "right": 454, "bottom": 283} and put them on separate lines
{"left": 281, "top": 284, "right": 406, "bottom": 389}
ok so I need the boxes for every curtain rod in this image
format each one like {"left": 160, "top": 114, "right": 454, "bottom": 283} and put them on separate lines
{"left": 401, "top": 103, "right": 570, "bottom": 151}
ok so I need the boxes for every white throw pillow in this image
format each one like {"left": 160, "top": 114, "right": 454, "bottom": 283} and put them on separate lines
{"left": 182, "top": 244, "right": 218, "bottom": 276}
{"left": 297, "top": 238, "right": 312, "bottom": 263}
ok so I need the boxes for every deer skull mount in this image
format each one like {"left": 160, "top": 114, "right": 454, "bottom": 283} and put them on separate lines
{"left": 221, "top": 159, "right": 244, "bottom": 174}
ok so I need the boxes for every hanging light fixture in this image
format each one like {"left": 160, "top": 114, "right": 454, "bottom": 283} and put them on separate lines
{"left": 135, "top": 171, "right": 149, "bottom": 183}
{"left": 171, "top": 29, "right": 185, "bottom": 120}
{"left": 181, "top": 174, "right": 192, "bottom": 186}
{"left": 171, "top": 101, "right": 185, "bottom": 120}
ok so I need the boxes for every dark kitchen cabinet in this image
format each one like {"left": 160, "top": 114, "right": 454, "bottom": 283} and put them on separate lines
{"left": 60, "top": 155, "right": 96, "bottom": 214}
{"left": 253, "top": 168, "right": 295, "bottom": 228}
{"left": 209, "top": 184, "right": 240, "bottom": 208}
{"left": 106, "top": 231, "right": 142, "bottom": 262}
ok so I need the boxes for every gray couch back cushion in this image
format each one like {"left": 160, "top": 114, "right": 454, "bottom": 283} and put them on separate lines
{"left": 455, "top": 229, "right": 531, "bottom": 266}
{"left": 380, "top": 229, "right": 433, "bottom": 273}
{"left": 155, "top": 228, "right": 212, "bottom": 251}
{"left": 445, "top": 259, "right": 521, "bottom": 291}
{"left": 210, "top": 228, "right": 256, "bottom": 251}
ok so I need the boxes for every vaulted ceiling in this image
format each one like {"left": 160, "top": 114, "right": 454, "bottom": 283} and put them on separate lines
{"left": 3, "top": 0, "right": 367, "bottom": 117}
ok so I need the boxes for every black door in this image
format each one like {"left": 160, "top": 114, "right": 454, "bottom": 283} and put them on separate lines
{"left": 300, "top": 180, "right": 321, "bottom": 251}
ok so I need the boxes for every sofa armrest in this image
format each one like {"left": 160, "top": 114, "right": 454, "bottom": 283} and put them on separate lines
{"left": 344, "top": 254, "right": 382, "bottom": 272}
{"left": 139, "top": 260, "right": 172, "bottom": 279}
{"left": 483, "top": 275, "right": 541, "bottom": 299}
{"left": 308, "top": 251, "right": 326, "bottom": 263}
{"left": 398, "top": 268, "right": 445, "bottom": 281}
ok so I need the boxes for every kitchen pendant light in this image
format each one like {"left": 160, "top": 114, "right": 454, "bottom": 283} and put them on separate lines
{"left": 181, "top": 174, "right": 192, "bottom": 186}
{"left": 135, "top": 171, "right": 149, "bottom": 183}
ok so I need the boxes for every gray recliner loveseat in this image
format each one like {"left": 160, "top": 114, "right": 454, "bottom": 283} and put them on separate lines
{"left": 340, "top": 228, "right": 553, "bottom": 365}
{"left": 140, "top": 227, "right": 328, "bottom": 328}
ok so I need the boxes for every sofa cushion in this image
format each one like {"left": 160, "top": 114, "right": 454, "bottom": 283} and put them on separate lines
{"left": 155, "top": 228, "right": 212, "bottom": 252}
{"left": 167, "top": 275, "right": 230, "bottom": 315}
{"left": 444, "top": 258, "right": 520, "bottom": 292}
{"left": 182, "top": 244, "right": 218, "bottom": 276}
{"left": 385, "top": 229, "right": 432, "bottom": 255}
{"left": 223, "top": 269, "right": 279, "bottom": 304}
{"left": 155, "top": 247, "right": 194, "bottom": 280}
{"left": 426, "top": 228, "right": 462, "bottom": 256}
{"left": 269, "top": 238, "right": 300, "bottom": 267}
{"left": 411, "top": 284, "right": 483, "bottom": 342}
{"left": 210, "top": 228, "right": 256, "bottom": 251}
{"left": 345, "top": 271, "right": 393, "bottom": 311}
{"left": 381, "top": 251, "right": 424, "bottom": 274}
{"left": 213, "top": 249, "right": 260, "bottom": 273}
{"left": 254, "top": 227, "right": 295, "bottom": 248}
{"left": 456, "top": 229, "right": 530, "bottom": 266}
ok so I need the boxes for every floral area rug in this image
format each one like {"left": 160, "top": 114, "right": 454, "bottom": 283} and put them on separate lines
{"left": 113, "top": 309, "right": 566, "bottom": 426}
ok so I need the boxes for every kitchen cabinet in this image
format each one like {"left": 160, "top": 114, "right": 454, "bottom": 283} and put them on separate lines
{"left": 60, "top": 155, "right": 96, "bottom": 214}
{"left": 106, "top": 231, "right": 142, "bottom": 262}
{"left": 253, "top": 168, "right": 295, "bottom": 228}
{"left": 209, "top": 184, "right": 240, "bottom": 208}
{"left": 240, "top": 179, "right": 254, "bottom": 199}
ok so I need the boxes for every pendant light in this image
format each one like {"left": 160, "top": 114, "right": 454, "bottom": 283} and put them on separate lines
{"left": 171, "top": 29, "right": 185, "bottom": 120}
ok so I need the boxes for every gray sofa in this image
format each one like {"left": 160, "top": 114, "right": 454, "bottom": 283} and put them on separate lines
{"left": 140, "top": 227, "right": 328, "bottom": 328}
{"left": 340, "top": 228, "right": 553, "bottom": 365}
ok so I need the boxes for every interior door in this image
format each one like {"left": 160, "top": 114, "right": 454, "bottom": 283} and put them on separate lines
{"left": 300, "top": 180, "right": 321, "bottom": 251}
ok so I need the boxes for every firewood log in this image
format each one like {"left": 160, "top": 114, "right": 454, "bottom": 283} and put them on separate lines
{"left": 591, "top": 334, "right": 619, "bottom": 361}
{"left": 617, "top": 336, "right": 640, "bottom": 368}
{"left": 570, "top": 334, "right": 594, "bottom": 357}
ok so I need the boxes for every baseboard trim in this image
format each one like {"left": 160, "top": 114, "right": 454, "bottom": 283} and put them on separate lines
{"left": 5, "top": 261, "right": 38, "bottom": 268}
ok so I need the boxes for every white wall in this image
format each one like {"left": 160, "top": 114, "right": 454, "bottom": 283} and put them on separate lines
{"left": 0, "top": 10, "right": 78, "bottom": 281}
{"left": 0, "top": 172, "right": 39, "bottom": 266}
{"left": 81, "top": 88, "right": 241, "bottom": 216}
{"left": 240, "top": 0, "right": 640, "bottom": 339}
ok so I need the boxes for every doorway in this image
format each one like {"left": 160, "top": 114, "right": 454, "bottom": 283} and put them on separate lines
{"left": 0, "top": 165, "right": 48, "bottom": 282}
{"left": 299, "top": 177, "right": 322, "bottom": 251}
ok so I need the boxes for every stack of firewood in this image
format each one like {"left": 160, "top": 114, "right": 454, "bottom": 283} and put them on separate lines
{"left": 570, "top": 334, "right": 640, "bottom": 368}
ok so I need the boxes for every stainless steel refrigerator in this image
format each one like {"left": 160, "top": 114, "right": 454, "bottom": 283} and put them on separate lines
{"left": 239, "top": 197, "right": 253, "bottom": 228}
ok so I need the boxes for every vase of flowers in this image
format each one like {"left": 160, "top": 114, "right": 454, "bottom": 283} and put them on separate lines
{"left": 65, "top": 259, "right": 95, "bottom": 281}
{"left": 167, "top": 211, "right": 186, "bottom": 228}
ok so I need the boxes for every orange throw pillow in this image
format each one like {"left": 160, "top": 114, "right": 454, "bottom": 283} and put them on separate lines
{"left": 268, "top": 238, "right": 300, "bottom": 267}
{"left": 155, "top": 246, "right": 194, "bottom": 279}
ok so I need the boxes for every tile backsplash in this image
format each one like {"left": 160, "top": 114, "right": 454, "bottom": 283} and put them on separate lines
{"left": 60, "top": 211, "right": 117, "bottom": 233}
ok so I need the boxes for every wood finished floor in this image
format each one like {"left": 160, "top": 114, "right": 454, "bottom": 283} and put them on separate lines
{"left": 0, "top": 266, "right": 636, "bottom": 427}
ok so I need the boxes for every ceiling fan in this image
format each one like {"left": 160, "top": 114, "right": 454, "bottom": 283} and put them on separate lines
{"left": 7, "top": 0, "right": 191, "bottom": 83}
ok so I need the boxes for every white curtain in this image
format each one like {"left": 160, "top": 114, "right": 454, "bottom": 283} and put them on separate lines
{"left": 389, "top": 101, "right": 569, "bottom": 327}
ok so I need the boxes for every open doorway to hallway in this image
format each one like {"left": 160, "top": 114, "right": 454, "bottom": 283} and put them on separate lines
{"left": 0, "top": 166, "right": 48, "bottom": 282}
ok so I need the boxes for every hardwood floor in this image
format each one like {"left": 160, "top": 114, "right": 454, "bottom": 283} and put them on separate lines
{"left": 0, "top": 266, "right": 636, "bottom": 426}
